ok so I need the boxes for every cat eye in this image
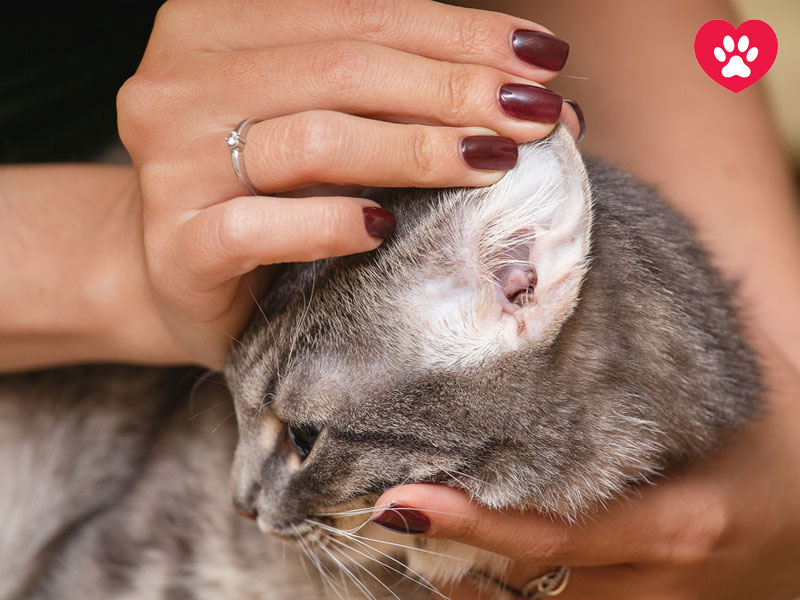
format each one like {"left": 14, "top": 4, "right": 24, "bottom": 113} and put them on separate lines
{"left": 287, "top": 423, "right": 321, "bottom": 459}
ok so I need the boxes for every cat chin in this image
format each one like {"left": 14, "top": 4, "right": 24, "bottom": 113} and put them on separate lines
{"left": 406, "top": 539, "right": 513, "bottom": 597}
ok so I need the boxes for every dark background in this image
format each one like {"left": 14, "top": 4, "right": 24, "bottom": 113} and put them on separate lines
{"left": 1, "top": 1, "right": 162, "bottom": 162}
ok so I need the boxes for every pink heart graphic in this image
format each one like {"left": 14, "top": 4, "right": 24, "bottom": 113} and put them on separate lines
{"left": 694, "top": 20, "right": 777, "bottom": 93}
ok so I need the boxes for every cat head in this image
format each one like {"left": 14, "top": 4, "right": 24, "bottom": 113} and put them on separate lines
{"left": 223, "top": 122, "right": 761, "bottom": 591}
{"left": 223, "top": 125, "right": 619, "bottom": 526}
{"left": 223, "top": 121, "right": 763, "bottom": 590}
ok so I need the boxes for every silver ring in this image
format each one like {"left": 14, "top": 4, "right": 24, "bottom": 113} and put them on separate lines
{"left": 225, "top": 117, "right": 263, "bottom": 196}
{"left": 521, "top": 566, "right": 571, "bottom": 599}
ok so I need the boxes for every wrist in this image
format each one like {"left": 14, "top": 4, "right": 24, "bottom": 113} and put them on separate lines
{"left": 0, "top": 164, "right": 190, "bottom": 372}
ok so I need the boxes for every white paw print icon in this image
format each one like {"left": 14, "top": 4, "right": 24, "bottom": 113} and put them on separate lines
{"left": 714, "top": 35, "right": 758, "bottom": 78}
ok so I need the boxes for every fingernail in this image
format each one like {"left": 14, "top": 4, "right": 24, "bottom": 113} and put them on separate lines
{"left": 511, "top": 30, "right": 569, "bottom": 71}
{"left": 363, "top": 206, "right": 396, "bottom": 240}
{"left": 498, "top": 84, "right": 563, "bottom": 124}
{"left": 564, "top": 98, "right": 585, "bottom": 143}
{"left": 372, "top": 503, "right": 431, "bottom": 535}
{"left": 460, "top": 136, "right": 518, "bottom": 170}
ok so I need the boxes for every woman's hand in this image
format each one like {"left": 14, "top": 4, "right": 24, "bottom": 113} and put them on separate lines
{"left": 372, "top": 332, "right": 800, "bottom": 599}
{"left": 118, "top": 0, "right": 575, "bottom": 368}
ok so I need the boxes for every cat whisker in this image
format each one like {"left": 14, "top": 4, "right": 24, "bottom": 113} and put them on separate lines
{"left": 320, "top": 543, "right": 378, "bottom": 600}
{"left": 314, "top": 521, "right": 471, "bottom": 563}
{"left": 186, "top": 368, "right": 219, "bottom": 416}
{"left": 252, "top": 391, "right": 275, "bottom": 424}
{"left": 323, "top": 528, "right": 449, "bottom": 600}
{"left": 186, "top": 400, "right": 229, "bottom": 421}
{"left": 315, "top": 506, "right": 468, "bottom": 520}
{"left": 223, "top": 330, "right": 246, "bottom": 348}
{"left": 291, "top": 525, "right": 314, "bottom": 581}
{"left": 210, "top": 410, "right": 236, "bottom": 434}
{"left": 294, "top": 526, "right": 348, "bottom": 600}
{"left": 324, "top": 537, "right": 404, "bottom": 600}
{"left": 444, "top": 467, "right": 491, "bottom": 487}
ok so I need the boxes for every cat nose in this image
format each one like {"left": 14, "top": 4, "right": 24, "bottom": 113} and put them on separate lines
{"left": 232, "top": 499, "right": 257, "bottom": 521}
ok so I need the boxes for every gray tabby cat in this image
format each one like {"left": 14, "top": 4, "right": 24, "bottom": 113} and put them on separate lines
{"left": 1, "top": 126, "right": 760, "bottom": 599}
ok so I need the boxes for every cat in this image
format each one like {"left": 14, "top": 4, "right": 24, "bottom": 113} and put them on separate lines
{"left": 0, "top": 125, "right": 761, "bottom": 599}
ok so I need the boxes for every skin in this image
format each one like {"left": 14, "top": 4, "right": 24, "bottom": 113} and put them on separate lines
{"left": 0, "top": 165, "right": 183, "bottom": 371}
{"left": 376, "top": 1, "right": 800, "bottom": 598}
{"left": 1, "top": 0, "right": 799, "bottom": 596}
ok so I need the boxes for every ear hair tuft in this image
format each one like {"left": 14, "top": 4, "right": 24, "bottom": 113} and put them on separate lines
{"left": 399, "top": 125, "right": 592, "bottom": 368}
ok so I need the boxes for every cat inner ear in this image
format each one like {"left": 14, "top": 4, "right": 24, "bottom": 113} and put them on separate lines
{"left": 468, "top": 125, "right": 592, "bottom": 346}
{"left": 400, "top": 126, "right": 591, "bottom": 367}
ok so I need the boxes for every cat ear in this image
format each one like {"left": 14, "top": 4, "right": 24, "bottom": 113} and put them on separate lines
{"left": 404, "top": 125, "right": 592, "bottom": 366}
{"left": 468, "top": 125, "right": 592, "bottom": 346}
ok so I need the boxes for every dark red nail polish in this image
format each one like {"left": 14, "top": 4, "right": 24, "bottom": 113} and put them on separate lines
{"left": 363, "top": 206, "right": 396, "bottom": 240}
{"left": 511, "top": 30, "right": 569, "bottom": 71}
{"left": 498, "top": 84, "right": 563, "bottom": 124}
{"left": 460, "top": 136, "right": 518, "bottom": 171}
{"left": 564, "top": 98, "right": 586, "bottom": 143}
{"left": 372, "top": 503, "right": 431, "bottom": 535}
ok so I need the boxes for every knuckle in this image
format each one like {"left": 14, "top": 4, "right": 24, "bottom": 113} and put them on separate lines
{"left": 659, "top": 501, "right": 729, "bottom": 565}
{"left": 409, "top": 127, "right": 442, "bottom": 182}
{"left": 116, "top": 76, "right": 175, "bottom": 155}
{"left": 438, "top": 64, "right": 474, "bottom": 124}
{"left": 452, "top": 11, "right": 496, "bottom": 58}
{"left": 151, "top": 0, "right": 179, "bottom": 31}
{"left": 333, "top": 0, "right": 395, "bottom": 36}
{"left": 308, "top": 42, "right": 371, "bottom": 93}
{"left": 215, "top": 202, "right": 255, "bottom": 261}
{"left": 115, "top": 76, "right": 151, "bottom": 145}
{"left": 523, "top": 527, "right": 575, "bottom": 563}
{"left": 455, "top": 511, "right": 482, "bottom": 542}
{"left": 137, "top": 162, "right": 173, "bottom": 200}
{"left": 277, "top": 111, "right": 340, "bottom": 175}
{"left": 308, "top": 203, "right": 349, "bottom": 259}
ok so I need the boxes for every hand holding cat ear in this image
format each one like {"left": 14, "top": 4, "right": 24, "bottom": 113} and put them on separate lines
{"left": 117, "top": 0, "right": 579, "bottom": 368}
{"left": 374, "top": 335, "right": 800, "bottom": 599}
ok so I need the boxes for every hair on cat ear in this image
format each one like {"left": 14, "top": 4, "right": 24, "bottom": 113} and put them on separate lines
{"left": 401, "top": 125, "right": 592, "bottom": 368}
{"left": 470, "top": 125, "right": 593, "bottom": 344}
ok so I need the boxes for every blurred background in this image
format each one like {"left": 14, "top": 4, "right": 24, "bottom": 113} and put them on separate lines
{"left": 736, "top": 0, "right": 800, "bottom": 172}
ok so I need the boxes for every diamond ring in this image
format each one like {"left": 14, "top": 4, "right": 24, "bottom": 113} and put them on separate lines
{"left": 225, "top": 117, "right": 263, "bottom": 196}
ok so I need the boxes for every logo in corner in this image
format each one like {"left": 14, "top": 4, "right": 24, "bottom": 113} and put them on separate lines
{"left": 694, "top": 20, "right": 777, "bottom": 93}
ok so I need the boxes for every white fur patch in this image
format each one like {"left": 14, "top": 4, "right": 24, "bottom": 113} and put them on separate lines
{"left": 404, "top": 127, "right": 592, "bottom": 369}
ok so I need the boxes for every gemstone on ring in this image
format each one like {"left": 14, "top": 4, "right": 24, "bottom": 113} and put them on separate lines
{"left": 225, "top": 131, "right": 242, "bottom": 149}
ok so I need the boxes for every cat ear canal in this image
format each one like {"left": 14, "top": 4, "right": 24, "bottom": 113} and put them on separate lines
{"left": 472, "top": 125, "right": 592, "bottom": 346}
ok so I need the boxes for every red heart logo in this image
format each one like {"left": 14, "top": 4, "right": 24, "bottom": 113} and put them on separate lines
{"left": 694, "top": 20, "right": 778, "bottom": 93}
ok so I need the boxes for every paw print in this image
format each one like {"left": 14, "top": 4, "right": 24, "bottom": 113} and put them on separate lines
{"left": 714, "top": 35, "right": 759, "bottom": 78}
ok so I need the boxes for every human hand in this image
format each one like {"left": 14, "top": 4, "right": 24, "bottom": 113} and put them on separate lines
{"left": 372, "top": 333, "right": 800, "bottom": 599}
{"left": 118, "top": 0, "right": 579, "bottom": 368}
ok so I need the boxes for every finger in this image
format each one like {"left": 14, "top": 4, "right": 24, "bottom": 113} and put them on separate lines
{"left": 372, "top": 480, "right": 729, "bottom": 567}
{"left": 242, "top": 112, "right": 516, "bottom": 195}
{"left": 161, "top": 0, "right": 569, "bottom": 81}
{"left": 174, "top": 195, "right": 392, "bottom": 290}
{"left": 562, "top": 99, "right": 586, "bottom": 143}
{"left": 199, "top": 42, "right": 564, "bottom": 142}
